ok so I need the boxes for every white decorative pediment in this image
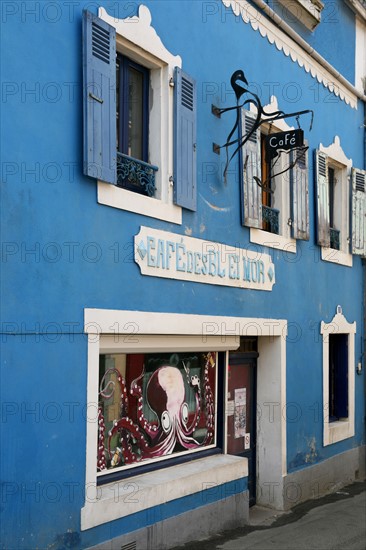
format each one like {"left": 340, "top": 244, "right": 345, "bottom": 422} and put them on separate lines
{"left": 319, "top": 135, "right": 352, "bottom": 170}
{"left": 99, "top": 5, "right": 182, "bottom": 67}
{"left": 321, "top": 310, "right": 356, "bottom": 335}
{"left": 221, "top": 0, "right": 357, "bottom": 109}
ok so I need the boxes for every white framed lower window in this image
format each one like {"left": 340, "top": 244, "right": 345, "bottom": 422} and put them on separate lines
{"left": 321, "top": 309, "right": 356, "bottom": 446}
{"left": 81, "top": 310, "right": 287, "bottom": 529}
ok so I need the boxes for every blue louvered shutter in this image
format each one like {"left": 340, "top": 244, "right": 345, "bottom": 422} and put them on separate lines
{"left": 241, "top": 110, "right": 261, "bottom": 228}
{"left": 290, "top": 145, "right": 309, "bottom": 240}
{"left": 173, "top": 67, "right": 197, "bottom": 211}
{"left": 351, "top": 168, "right": 366, "bottom": 257}
{"left": 315, "top": 150, "right": 330, "bottom": 247}
{"left": 83, "top": 10, "right": 116, "bottom": 184}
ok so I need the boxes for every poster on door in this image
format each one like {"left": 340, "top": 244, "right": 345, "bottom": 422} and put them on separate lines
{"left": 234, "top": 388, "right": 246, "bottom": 439}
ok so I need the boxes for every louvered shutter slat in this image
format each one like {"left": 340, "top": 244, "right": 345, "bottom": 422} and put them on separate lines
{"left": 173, "top": 67, "right": 197, "bottom": 211}
{"left": 315, "top": 150, "right": 330, "bottom": 247}
{"left": 241, "top": 110, "right": 261, "bottom": 228}
{"left": 83, "top": 10, "right": 116, "bottom": 184}
{"left": 291, "top": 145, "right": 309, "bottom": 240}
{"left": 351, "top": 167, "right": 366, "bottom": 257}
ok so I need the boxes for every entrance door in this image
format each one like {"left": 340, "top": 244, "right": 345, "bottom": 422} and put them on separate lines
{"left": 227, "top": 338, "right": 258, "bottom": 506}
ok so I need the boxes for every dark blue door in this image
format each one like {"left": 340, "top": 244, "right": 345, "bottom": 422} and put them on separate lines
{"left": 227, "top": 339, "right": 258, "bottom": 506}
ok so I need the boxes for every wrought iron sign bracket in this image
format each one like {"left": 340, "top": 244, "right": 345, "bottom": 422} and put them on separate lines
{"left": 212, "top": 70, "right": 314, "bottom": 184}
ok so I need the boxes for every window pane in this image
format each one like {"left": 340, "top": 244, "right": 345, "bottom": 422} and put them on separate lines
{"left": 97, "top": 351, "right": 217, "bottom": 473}
{"left": 329, "top": 334, "right": 348, "bottom": 421}
{"left": 128, "top": 66, "right": 144, "bottom": 159}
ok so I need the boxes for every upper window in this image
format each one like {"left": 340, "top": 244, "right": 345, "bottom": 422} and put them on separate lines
{"left": 116, "top": 54, "right": 154, "bottom": 196}
{"left": 314, "top": 136, "right": 363, "bottom": 266}
{"left": 82, "top": 6, "right": 197, "bottom": 224}
{"left": 271, "top": 0, "right": 324, "bottom": 31}
{"left": 241, "top": 100, "right": 309, "bottom": 252}
{"left": 97, "top": 351, "right": 218, "bottom": 479}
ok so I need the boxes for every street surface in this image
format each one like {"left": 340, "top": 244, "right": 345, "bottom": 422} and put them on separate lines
{"left": 172, "top": 480, "right": 366, "bottom": 550}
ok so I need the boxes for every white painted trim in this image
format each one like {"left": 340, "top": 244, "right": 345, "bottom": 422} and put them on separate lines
{"left": 97, "top": 6, "right": 183, "bottom": 224}
{"left": 355, "top": 17, "right": 366, "bottom": 94}
{"left": 321, "top": 311, "right": 356, "bottom": 446}
{"left": 250, "top": 229, "right": 296, "bottom": 252}
{"left": 99, "top": 334, "right": 240, "bottom": 353}
{"left": 99, "top": 6, "right": 181, "bottom": 68}
{"left": 82, "top": 309, "right": 288, "bottom": 526}
{"left": 321, "top": 247, "right": 353, "bottom": 267}
{"left": 81, "top": 454, "right": 248, "bottom": 530}
{"left": 319, "top": 136, "right": 353, "bottom": 168}
{"left": 98, "top": 183, "right": 182, "bottom": 225}
{"left": 221, "top": 0, "right": 358, "bottom": 108}
{"left": 256, "top": 335, "right": 287, "bottom": 509}
{"left": 275, "top": 0, "right": 323, "bottom": 31}
{"left": 84, "top": 309, "right": 287, "bottom": 336}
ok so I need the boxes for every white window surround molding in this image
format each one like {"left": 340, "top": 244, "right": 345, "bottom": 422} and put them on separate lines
{"left": 97, "top": 6, "right": 183, "bottom": 225}
{"left": 248, "top": 96, "right": 297, "bottom": 252}
{"left": 318, "top": 136, "right": 353, "bottom": 268}
{"left": 82, "top": 309, "right": 288, "bottom": 528}
{"left": 275, "top": 0, "right": 324, "bottom": 31}
{"left": 221, "top": 0, "right": 359, "bottom": 109}
{"left": 321, "top": 310, "right": 356, "bottom": 446}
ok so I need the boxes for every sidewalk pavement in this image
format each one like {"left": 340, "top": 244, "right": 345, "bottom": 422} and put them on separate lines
{"left": 172, "top": 480, "right": 366, "bottom": 550}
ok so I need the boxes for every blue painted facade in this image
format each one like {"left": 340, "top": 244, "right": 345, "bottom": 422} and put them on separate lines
{"left": 1, "top": 1, "right": 365, "bottom": 548}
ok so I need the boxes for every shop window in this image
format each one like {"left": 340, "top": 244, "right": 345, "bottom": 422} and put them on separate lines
{"left": 321, "top": 309, "right": 356, "bottom": 446}
{"left": 97, "top": 351, "right": 218, "bottom": 479}
{"left": 82, "top": 7, "right": 196, "bottom": 224}
{"left": 241, "top": 102, "right": 309, "bottom": 251}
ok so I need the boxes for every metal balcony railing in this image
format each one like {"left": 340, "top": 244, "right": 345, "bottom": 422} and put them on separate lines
{"left": 330, "top": 227, "right": 340, "bottom": 250}
{"left": 262, "top": 205, "right": 280, "bottom": 235}
{"left": 117, "top": 152, "right": 158, "bottom": 197}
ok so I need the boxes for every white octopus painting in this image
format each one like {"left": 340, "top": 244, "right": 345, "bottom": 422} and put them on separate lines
{"left": 97, "top": 352, "right": 216, "bottom": 471}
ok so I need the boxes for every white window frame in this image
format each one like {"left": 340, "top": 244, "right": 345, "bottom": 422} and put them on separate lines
{"left": 318, "top": 136, "right": 353, "bottom": 267}
{"left": 321, "top": 309, "right": 356, "bottom": 446}
{"left": 249, "top": 96, "right": 297, "bottom": 253}
{"left": 97, "top": 6, "right": 183, "bottom": 225}
{"left": 275, "top": 0, "right": 324, "bottom": 31}
{"left": 81, "top": 309, "right": 288, "bottom": 529}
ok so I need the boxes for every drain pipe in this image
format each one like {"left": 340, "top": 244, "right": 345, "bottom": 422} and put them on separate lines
{"left": 249, "top": 0, "right": 366, "bottom": 103}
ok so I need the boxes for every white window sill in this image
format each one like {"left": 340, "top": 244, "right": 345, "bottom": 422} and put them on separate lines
{"left": 321, "top": 247, "right": 353, "bottom": 267}
{"left": 250, "top": 228, "right": 297, "bottom": 253}
{"left": 98, "top": 182, "right": 182, "bottom": 225}
{"left": 324, "top": 419, "right": 354, "bottom": 446}
{"left": 81, "top": 454, "right": 248, "bottom": 531}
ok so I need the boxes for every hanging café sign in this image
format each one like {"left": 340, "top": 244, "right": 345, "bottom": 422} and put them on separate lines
{"left": 134, "top": 227, "right": 275, "bottom": 291}
{"left": 265, "top": 129, "right": 304, "bottom": 160}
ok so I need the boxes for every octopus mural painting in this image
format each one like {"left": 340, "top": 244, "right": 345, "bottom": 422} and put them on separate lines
{"left": 97, "top": 351, "right": 217, "bottom": 472}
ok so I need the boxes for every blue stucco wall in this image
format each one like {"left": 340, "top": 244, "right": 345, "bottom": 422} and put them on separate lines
{"left": 1, "top": 0, "right": 364, "bottom": 548}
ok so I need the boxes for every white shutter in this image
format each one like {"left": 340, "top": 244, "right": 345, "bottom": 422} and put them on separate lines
{"left": 315, "top": 150, "right": 330, "bottom": 247}
{"left": 241, "top": 109, "right": 262, "bottom": 228}
{"left": 351, "top": 167, "right": 366, "bottom": 257}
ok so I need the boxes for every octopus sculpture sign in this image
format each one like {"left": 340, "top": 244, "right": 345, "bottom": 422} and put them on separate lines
{"left": 134, "top": 226, "right": 275, "bottom": 291}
